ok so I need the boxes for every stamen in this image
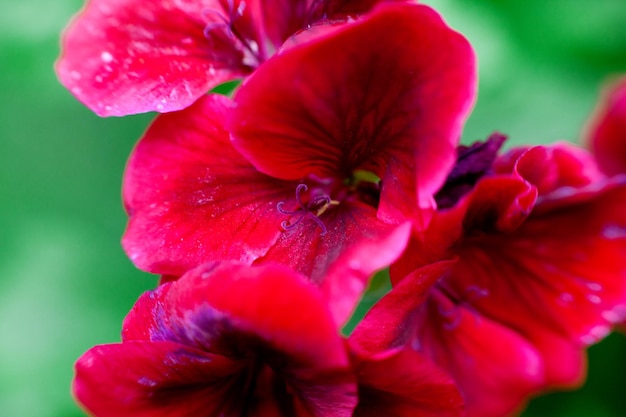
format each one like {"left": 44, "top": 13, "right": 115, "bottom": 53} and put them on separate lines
{"left": 277, "top": 184, "right": 333, "bottom": 236}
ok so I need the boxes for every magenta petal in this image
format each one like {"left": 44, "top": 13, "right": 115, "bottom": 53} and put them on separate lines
{"left": 74, "top": 341, "right": 242, "bottom": 417}
{"left": 56, "top": 0, "right": 250, "bottom": 116}
{"left": 231, "top": 3, "right": 476, "bottom": 223}
{"left": 586, "top": 76, "right": 626, "bottom": 176}
{"left": 122, "top": 94, "right": 294, "bottom": 276}
{"left": 352, "top": 348, "right": 464, "bottom": 417}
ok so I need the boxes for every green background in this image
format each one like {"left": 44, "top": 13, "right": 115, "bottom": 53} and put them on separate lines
{"left": 0, "top": 0, "right": 625, "bottom": 415}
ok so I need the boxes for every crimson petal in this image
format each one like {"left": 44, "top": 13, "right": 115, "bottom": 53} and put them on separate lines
{"left": 231, "top": 2, "right": 476, "bottom": 224}
{"left": 586, "top": 76, "right": 626, "bottom": 176}
{"left": 74, "top": 341, "right": 243, "bottom": 417}
{"left": 352, "top": 261, "right": 543, "bottom": 417}
{"left": 122, "top": 94, "right": 294, "bottom": 276}
{"left": 79, "top": 262, "right": 358, "bottom": 416}
{"left": 351, "top": 347, "right": 464, "bottom": 417}
{"left": 256, "top": 204, "right": 411, "bottom": 324}
{"left": 57, "top": 0, "right": 251, "bottom": 116}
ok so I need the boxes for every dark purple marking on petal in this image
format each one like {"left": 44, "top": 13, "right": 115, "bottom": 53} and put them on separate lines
{"left": 436, "top": 133, "right": 507, "bottom": 209}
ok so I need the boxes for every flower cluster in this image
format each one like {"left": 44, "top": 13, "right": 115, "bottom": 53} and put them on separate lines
{"left": 58, "top": 1, "right": 626, "bottom": 416}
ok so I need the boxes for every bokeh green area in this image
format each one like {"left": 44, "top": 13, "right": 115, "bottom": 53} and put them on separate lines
{"left": 0, "top": 0, "right": 624, "bottom": 416}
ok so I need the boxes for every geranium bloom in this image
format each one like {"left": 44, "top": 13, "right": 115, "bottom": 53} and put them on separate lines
{"left": 585, "top": 76, "right": 626, "bottom": 176}
{"left": 360, "top": 138, "right": 626, "bottom": 417}
{"left": 56, "top": 0, "right": 400, "bottom": 116}
{"left": 122, "top": 3, "right": 476, "bottom": 323}
{"left": 74, "top": 262, "right": 466, "bottom": 416}
{"left": 74, "top": 262, "right": 358, "bottom": 416}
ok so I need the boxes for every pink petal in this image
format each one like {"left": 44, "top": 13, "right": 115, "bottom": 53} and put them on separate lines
{"left": 231, "top": 2, "right": 476, "bottom": 223}
{"left": 585, "top": 76, "right": 626, "bottom": 175}
{"left": 57, "top": 0, "right": 251, "bottom": 116}
{"left": 122, "top": 94, "right": 294, "bottom": 276}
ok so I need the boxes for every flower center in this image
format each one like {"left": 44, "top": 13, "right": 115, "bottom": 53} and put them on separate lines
{"left": 277, "top": 172, "right": 380, "bottom": 236}
{"left": 277, "top": 184, "right": 339, "bottom": 236}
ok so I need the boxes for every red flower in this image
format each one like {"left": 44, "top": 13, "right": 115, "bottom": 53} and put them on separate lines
{"left": 361, "top": 139, "right": 626, "bottom": 417}
{"left": 73, "top": 262, "right": 358, "bottom": 416}
{"left": 56, "top": 0, "right": 401, "bottom": 116}
{"left": 122, "top": 3, "right": 475, "bottom": 324}
{"left": 585, "top": 76, "right": 626, "bottom": 176}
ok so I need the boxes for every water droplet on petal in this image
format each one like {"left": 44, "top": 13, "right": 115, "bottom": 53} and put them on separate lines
{"left": 101, "top": 51, "right": 114, "bottom": 63}
{"left": 587, "top": 294, "right": 601, "bottom": 304}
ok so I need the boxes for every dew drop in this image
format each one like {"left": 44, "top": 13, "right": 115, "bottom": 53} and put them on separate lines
{"left": 349, "top": 260, "right": 362, "bottom": 270}
{"left": 587, "top": 294, "right": 601, "bottom": 304}
{"left": 101, "top": 51, "right": 114, "bottom": 63}
{"left": 70, "top": 70, "right": 82, "bottom": 80}
{"left": 138, "top": 377, "right": 158, "bottom": 387}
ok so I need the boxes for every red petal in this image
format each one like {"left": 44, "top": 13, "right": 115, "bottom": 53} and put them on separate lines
{"left": 124, "top": 263, "right": 356, "bottom": 392}
{"left": 355, "top": 262, "right": 543, "bottom": 417}
{"left": 122, "top": 94, "right": 294, "bottom": 276}
{"left": 350, "top": 261, "right": 456, "bottom": 353}
{"left": 412, "top": 179, "right": 626, "bottom": 399}
{"left": 351, "top": 348, "right": 464, "bottom": 417}
{"left": 74, "top": 341, "right": 243, "bottom": 417}
{"left": 496, "top": 144, "right": 605, "bottom": 196}
{"left": 452, "top": 180, "right": 626, "bottom": 356}
{"left": 391, "top": 146, "right": 626, "bottom": 414}
{"left": 114, "top": 263, "right": 358, "bottom": 416}
{"left": 585, "top": 76, "right": 626, "bottom": 175}
{"left": 257, "top": 203, "right": 411, "bottom": 325}
{"left": 415, "top": 292, "right": 545, "bottom": 417}
{"left": 231, "top": 3, "right": 476, "bottom": 223}
{"left": 56, "top": 0, "right": 250, "bottom": 116}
